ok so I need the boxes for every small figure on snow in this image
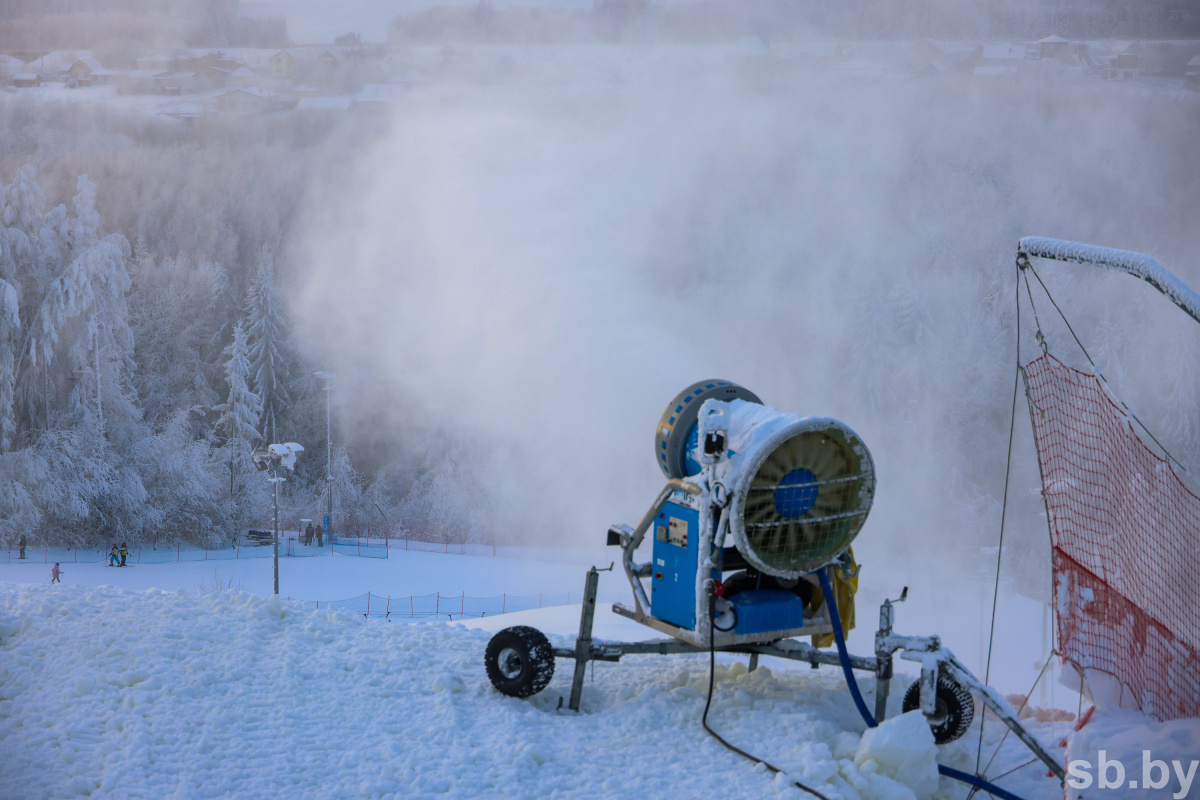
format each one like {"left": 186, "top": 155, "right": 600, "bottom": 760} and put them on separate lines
{"left": 119, "top": 542, "right": 129, "bottom": 567}
{"left": 305, "top": 522, "right": 314, "bottom": 546}
{"left": 19, "top": 534, "right": 27, "bottom": 560}
{"left": 316, "top": 526, "right": 323, "bottom": 548}
{"left": 51, "top": 563, "right": 63, "bottom": 583}
{"left": 109, "top": 544, "right": 120, "bottom": 566}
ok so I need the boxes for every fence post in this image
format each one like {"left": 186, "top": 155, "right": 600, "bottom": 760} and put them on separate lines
{"left": 386, "top": 595, "right": 390, "bottom": 620}
{"left": 502, "top": 593, "right": 506, "bottom": 614}
{"left": 366, "top": 592, "right": 370, "bottom": 618}
{"left": 177, "top": 542, "right": 180, "bottom": 563}
{"left": 461, "top": 591, "right": 465, "bottom": 615}
{"left": 539, "top": 592, "right": 542, "bottom": 608}
{"left": 436, "top": 592, "right": 439, "bottom": 616}
{"left": 410, "top": 595, "right": 414, "bottom": 618}
{"left": 138, "top": 547, "right": 141, "bottom": 564}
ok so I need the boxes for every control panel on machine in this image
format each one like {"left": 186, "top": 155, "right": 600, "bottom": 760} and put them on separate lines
{"left": 651, "top": 500, "right": 709, "bottom": 629}
{"left": 656, "top": 516, "right": 688, "bottom": 548}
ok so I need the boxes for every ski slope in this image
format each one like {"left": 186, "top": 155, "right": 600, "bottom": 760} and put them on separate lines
{"left": 1, "top": 551, "right": 1195, "bottom": 800}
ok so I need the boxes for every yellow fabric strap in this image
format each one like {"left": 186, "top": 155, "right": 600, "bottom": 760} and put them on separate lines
{"left": 810, "top": 548, "right": 858, "bottom": 648}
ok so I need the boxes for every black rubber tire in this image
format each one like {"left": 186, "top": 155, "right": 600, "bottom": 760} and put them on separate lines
{"left": 902, "top": 674, "right": 975, "bottom": 744}
{"left": 484, "top": 626, "right": 555, "bottom": 699}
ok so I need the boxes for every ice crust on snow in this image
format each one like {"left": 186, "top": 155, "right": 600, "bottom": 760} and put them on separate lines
{"left": 854, "top": 711, "right": 940, "bottom": 799}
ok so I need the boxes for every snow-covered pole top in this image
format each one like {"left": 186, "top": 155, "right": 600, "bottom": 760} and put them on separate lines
{"left": 1019, "top": 236, "right": 1200, "bottom": 328}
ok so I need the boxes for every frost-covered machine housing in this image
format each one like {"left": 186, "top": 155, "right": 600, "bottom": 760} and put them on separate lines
{"left": 627, "top": 380, "right": 875, "bottom": 646}
{"left": 484, "top": 381, "right": 1066, "bottom": 787}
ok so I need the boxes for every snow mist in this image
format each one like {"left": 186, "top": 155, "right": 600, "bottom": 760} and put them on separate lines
{"left": 291, "top": 54, "right": 1200, "bottom": 600}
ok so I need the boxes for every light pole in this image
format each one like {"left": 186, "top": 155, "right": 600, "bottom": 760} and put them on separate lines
{"left": 314, "top": 371, "right": 334, "bottom": 542}
{"left": 253, "top": 442, "right": 304, "bottom": 595}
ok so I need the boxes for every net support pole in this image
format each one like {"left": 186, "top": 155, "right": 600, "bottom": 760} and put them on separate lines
{"left": 1019, "top": 237, "right": 1200, "bottom": 328}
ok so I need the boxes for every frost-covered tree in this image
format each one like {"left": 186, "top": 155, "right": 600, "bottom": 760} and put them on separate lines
{"left": 129, "top": 254, "right": 222, "bottom": 433}
{"left": 214, "top": 321, "right": 264, "bottom": 535}
{"left": 0, "top": 279, "right": 17, "bottom": 451}
{"left": 28, "top": 212, "right": 133, "bottom": 433}
{"left": 133, "top": 409, "right": 233, "bottom": 545}
{"left": 244, "top": 258, "right": 290, "bottom": 443}
{"left": 215, "top": 322, "right": 262, "bottom": 448}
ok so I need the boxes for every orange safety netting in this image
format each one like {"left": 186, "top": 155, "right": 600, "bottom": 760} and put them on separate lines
{"left": 1023, "top": 353, "right": 1200, "bottom": 721}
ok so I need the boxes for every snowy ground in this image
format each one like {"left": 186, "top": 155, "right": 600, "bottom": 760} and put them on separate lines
{"left": 1, "top": 551, "right": 1196, "bottom": 800}
{"left": 0, "top": 544, "right": 613, "bottom": 607}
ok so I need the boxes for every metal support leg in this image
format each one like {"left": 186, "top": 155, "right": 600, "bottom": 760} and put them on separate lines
{"left": 873, "top": 653, "right": 892, "bottom": 723}
{"left": 747, "top": 653, "right": 759, "bottom": 673}
{"left": 568, "top": 567, "right": 601, "bottom": 712}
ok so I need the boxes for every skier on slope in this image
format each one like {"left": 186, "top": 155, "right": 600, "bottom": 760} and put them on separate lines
{"left": 50, "top": 563, "right": 63, "bottom": 583}
{"left": 119, "top": 542, "right": 129, "bottom": 567}
{"left": 109, "top": 545, "right": 120, "bottom": 566}
{"left": 19, "top": 534, "right": 27, "bottom": 559}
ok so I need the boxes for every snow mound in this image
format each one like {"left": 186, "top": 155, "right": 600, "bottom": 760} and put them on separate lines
{"left": 854, "top": 711, "right": 940, "bottom": 799}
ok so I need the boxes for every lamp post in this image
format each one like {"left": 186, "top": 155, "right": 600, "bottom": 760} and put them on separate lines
{"left": 253, "top": 442, "right": 305, "bottom": 595}
{"left": 314, "top": 371, "right": 334, "bottom": 542}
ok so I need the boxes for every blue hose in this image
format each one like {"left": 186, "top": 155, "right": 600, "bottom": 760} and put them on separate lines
{"left": 816, "top": 568, "right": 877, "bottom": 728}
{"left": 815, "top": 568, "right": 1029, "bottom": 800}
{"left": 937, "top": 765, "right": 1027, "bottom": 800}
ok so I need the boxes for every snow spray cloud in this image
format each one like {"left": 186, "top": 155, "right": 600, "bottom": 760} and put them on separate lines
{"left": 292, "top": 50, "right": 1200, "bottom": 592}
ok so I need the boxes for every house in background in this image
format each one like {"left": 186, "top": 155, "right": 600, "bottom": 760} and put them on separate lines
{"left": 12, "top": 73, "right": 40, "bottom": 87}
{"left": 65, "top": 56, "right": 115, "bottom": 87}
{"left": 268, "top": 49, "right": 300, "bottom": 80}
{"left": 1036, "top": 35, "right": 1070, "bottom": 59}
{"left": 215, "top": 87, "right": 288, "bottom": 113}
{"left": 967, "top": 43, "right": 1026, "bottom": 77}
{"left": 1106, "top": 42, "right": 1142, "bottom": 81}
{"left": 230, "top": 66, "right": 257, "bottom": 87}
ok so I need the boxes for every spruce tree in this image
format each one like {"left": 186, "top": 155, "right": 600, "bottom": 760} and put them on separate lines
{"left": 215, "top": 322, "right": 262, "bottom": 448}
{"left": 245, "top": 259, "right": 289, "bottom": 444}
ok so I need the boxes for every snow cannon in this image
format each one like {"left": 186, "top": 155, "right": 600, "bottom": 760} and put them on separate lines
{"left": 633, "top": 379, "right": 876, "bottom": 644}
{"left": 483, "top": 381, "right": 1067, "bottom": 789}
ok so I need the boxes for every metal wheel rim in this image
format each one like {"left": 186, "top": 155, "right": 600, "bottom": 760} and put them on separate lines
{"left": 498, "top": 647, "right": 524, "bottom": 680}
{"left": 929, "top": 695, "right": 950, "bottom": 727}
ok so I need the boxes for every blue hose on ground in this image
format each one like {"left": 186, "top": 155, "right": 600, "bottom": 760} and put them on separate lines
{"left": 816, "top": 568, "right": 1030, "bottom": 800}
{"left": 937, "top": 765, "right": 1028, "bottom": 800}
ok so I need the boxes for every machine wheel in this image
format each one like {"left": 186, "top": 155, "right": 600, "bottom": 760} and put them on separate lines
{"left": 485, "top": 626, "right": 555, "bottom": 698}
{"left": 902, "top": 674, "right": 974, "bottom": 744}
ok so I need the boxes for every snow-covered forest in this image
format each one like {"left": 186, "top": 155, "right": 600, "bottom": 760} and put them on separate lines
{"left": 0, "top": 103, "right": 449, "bottom": 549}
{"left": 0, "top": 162, "right": 315, "bottom": 547}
